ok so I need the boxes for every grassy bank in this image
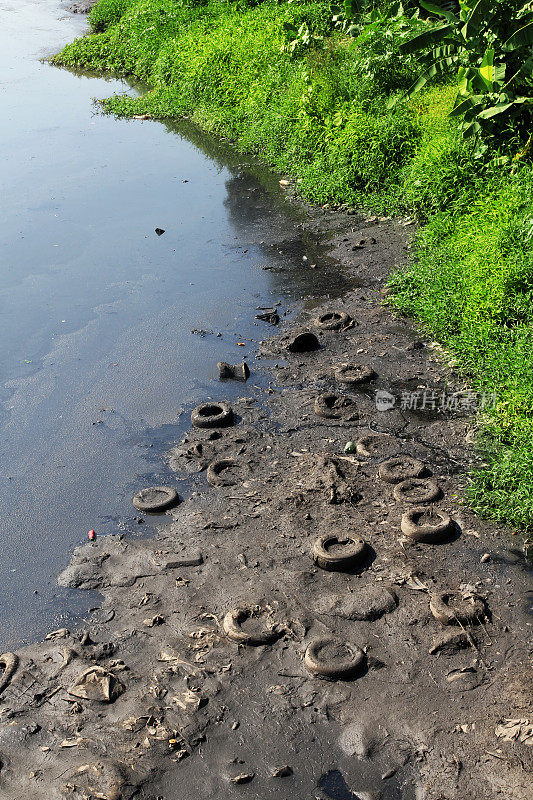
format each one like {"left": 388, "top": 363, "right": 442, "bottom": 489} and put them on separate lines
{"left": 55, "top": 0, "right": 533, "bottom": 527}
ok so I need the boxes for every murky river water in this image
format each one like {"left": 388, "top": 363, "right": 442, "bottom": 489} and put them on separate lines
{"left": 0, "top": 0, "right": 354, "bottom": 648}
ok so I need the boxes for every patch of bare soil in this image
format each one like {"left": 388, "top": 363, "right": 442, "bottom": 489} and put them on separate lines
{"left": 0, "top": 208, "right": 531, "bottom": 800}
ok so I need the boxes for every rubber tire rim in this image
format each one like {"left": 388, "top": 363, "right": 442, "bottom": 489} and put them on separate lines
{"left": 334, "top": 364, "right": 375, "bottom": 385}
{"left": 132, "top": 486, "right": 179, "bottom": 512}
{"left": 206, "top": 459, "right": 245, "bottom": 487}
{"left": 314, "top": 311, "right": 351, "bottom": 331}
{"left": 393, "top": 478, "right": 441, "bottom": 504}
{"left": 304, "top": 638, "right": 364, "bottom": 679}
{"left": 287, "top": 331, "right": 320, "bottom": 353}
{"left": 401, "top": 507, "right": 452, "bottom": 542}
{"left": 312, "top": 535, "right": 367, "bottom": 571}
{"left": 429, "top": 592, "right": 485, "bottom": 625}
{"left": 223, "top": 608, "right": 277, "bottom": 646}
{"left": 378, "top": 456, "right": 425, "bottom": 484}
{"left": 356, "top": 434, "right": 399, "bottom": 459}
{"left": 0, "top": 653, "right": 18, "bottom": 696}
{"left": 191, "top": 402, "right": 234, "bottom": 429}
{"left": 314, "top": 392, "right": 358, "bottom": 420}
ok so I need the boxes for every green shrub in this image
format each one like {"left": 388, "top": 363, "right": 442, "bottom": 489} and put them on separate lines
{"left": 399, "top": 0, "right": 533, "bottom": 160}
{"left": 88, "top": 0, "right": 137, "bottom": 31}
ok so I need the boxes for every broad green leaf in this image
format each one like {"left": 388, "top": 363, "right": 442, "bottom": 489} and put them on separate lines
{"left": 503, "top": 21, "right": 533, "bottom": 50}
{"left": 344, "top": 0, "right": 359, "bottom": 20}
{"left": 479, "top": 48, "right": 495, "bottom": 90}
{"left": 462, "top": 0, "right": 492, "bottom": 39}
{"left": 492, "top": 63, "right": 506, "bottom": 85}
{"left": 419, "top": 1, "right": 457, "bottom": 22}
{"left": 403, "top": 57, "right": 454, "bottom": 99}
{"left": 477, "top": 102, "right": 516, "bottom": 119}
{"left": 449, "top": 98, "right": 473, "bottom": 117}
{"left": 462, "top": 120, "right": 481, "bottom": 138}
{"left": 399, "top": 23, "right": 454, "bottom": 54}
{"left": 503, "top": 54, "right": 533, "bottom": 90}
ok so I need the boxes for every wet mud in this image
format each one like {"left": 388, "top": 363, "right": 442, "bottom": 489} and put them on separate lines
{"left": 0, "top": 205, "right": 531, "bottom": 799}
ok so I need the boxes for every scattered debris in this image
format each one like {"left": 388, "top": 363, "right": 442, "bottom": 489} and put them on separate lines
{"left": 495, "top": 719, "right": 533, "bottom": 745}
{"left": 218, "top": 361, "right": 250, "bottom": 381}
{"left": 232, "top": 772, "right": 255, "bottom": 784}
{"left": 68, "top": 666, "right": 125, "bottom": 703}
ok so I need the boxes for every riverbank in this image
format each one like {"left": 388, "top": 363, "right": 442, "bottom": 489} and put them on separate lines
{"left": 0, "top": 201, "right": 531, "bottom": 799}
{"left": 53, "top": 0, "right": 533, "bottom": 528}
{"left": 0, "top": 3, "right": 530, "bottom": 798}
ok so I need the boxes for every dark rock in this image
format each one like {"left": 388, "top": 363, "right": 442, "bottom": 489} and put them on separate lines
{"left": 67, "top": 0, "right": 97, "bottom": 12}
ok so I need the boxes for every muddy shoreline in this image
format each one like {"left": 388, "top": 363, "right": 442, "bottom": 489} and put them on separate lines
{"left": 0, "top": 200, "right": 531, "bottom": 799}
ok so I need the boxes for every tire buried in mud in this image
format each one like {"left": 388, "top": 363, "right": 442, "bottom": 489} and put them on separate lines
{"left": 334, "top": 363, "right": 376, "bottom": 386}
{"left": 312, "top": 534, "right": 367, "bottom": 571}
{"left": 314, "top": 311, "right": 352, "bottom": 331}
{"left": 401, "top": 507, "right": 453, "bottom": 543}
{"left": 393, "top": 477, "right": 441, "bottom": 504}
{"left": 206, "top": 458, "right": 247, "bottom": 487}
{"left": 378, "top": 456, "right": 425, "bottom": 484}
{"left": 132, "top": 486, "right": 179, "bottom": 513}
{"left": 217, "top": 361, "right": 250, "bottom": 382}
{"left": 304, "top": 638, "right": 365, "bottom": 680}
{"left": 314, "top": 392, "right": 358, "bottom": 421}
{"left": 0, "top": 653, "right": 18, "bottom": 696}
{"left": 286, "top": 331, "right": 320, "bottom": 353}
{"left": 429, "top": 591, "right": 486, "bottom": 625}
{"left": 355, "top": 434, "right": 401, "bottom": 459}
{"left": 191, "top": 401, "right": 234, "bottom": 429}
{"left": 223, "top": 607, "right": 279, "bottom": 646}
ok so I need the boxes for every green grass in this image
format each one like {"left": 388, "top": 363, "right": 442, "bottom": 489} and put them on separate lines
{"left": 390, "top": 171, "right": 533, "bottom": 526}
{"left": 53, "top": 0, "right": 533, "bottom": 527}
{"left": 55, "top": 0, "right": 470, "bottom": 212}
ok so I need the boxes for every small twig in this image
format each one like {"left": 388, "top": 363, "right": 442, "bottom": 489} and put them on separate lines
{"left": 427, "top": 669, "right": 439, "bottom": 688}
{"left": 485, "top": 750, "right": 507, "bottom": 761}
{"left": 476, "top": 615, "right": 493, "bottom": 645}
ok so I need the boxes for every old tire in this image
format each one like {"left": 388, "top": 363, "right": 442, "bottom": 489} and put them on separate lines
{"left": 334, "top": 364, "right": 376, "bottom": 386}
{"left": 223, "top": 607, "right": 278, "bottom": 646}
{"left": 314, "top": 392, "right": 358, "bottom": 421}
{"left": 429, "top": 592, "right": 486, "bottom": 625}
{"left": 314, "top": 311, "right": 351, "bottom": 331}
{"left": 287, "top": 331, "right": 320, "bottom": 353}
{"left": 393, "top": 478, "right": 441, "bottom": 504}
{"left": 378, "top": 456, "right": 425, "bottom": 484}
{"left": 401, "top": 507, "right": 452, "bottom": 543}
{"left": 356, "top": 434, "right": 401, "bottom": 459}
{"left": 206, "top": 459, "right": 247, "bottom": 487}
{"left": 132, "top": 486, "right": 179, "bottom": 513}
{"left": 312, "top": 535, "right": 367, "bottom": 572}
{"left": 191, "top": 401, "right": 234, "bottom": 429}
{"left": 0, "top": 653, "right": 18, "bottom": 696}
{"left": 304, "top": 638, "right": 364, "bottom": 680}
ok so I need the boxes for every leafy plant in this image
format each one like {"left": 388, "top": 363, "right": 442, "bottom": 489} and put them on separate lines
{"left": 282, "top": 20, "right": 324, "bottom": 55}
{"left": 395, "top": 1, "right": 533, "bottom": 160}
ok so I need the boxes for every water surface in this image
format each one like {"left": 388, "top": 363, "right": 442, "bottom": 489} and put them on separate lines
{"left": 0, "top": 0, "right": 352, "bottom": 648}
